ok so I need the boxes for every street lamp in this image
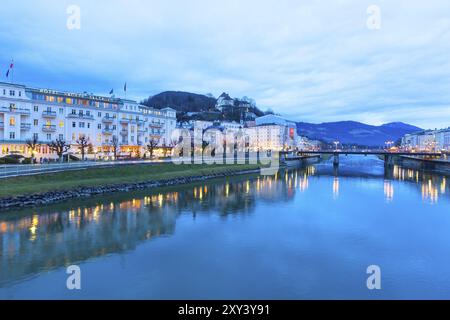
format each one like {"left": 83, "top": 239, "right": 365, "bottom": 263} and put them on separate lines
{"left": 333, "top": 141, "right": 340, "bottom": 151}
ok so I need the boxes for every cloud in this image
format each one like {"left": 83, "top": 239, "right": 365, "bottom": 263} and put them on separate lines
{"left": 0, "top": 0, "right": 449, "bottom": 129}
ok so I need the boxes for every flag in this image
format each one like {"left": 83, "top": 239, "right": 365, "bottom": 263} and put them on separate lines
{"left": 109, "top": 89, "right": 114, "bottom": 95}
{"left": 6, "top": 69, "right": 9, "bottom": 78}
{"left": 124, "top": 82, "right": 127, "bottom": 92}
{"left": 10, "top": 62, "right": 14, "bottom": 69}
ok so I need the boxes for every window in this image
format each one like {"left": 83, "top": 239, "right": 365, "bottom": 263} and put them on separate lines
{"left": 57, "top": 97, "right": 64, "bottom": 103}
{"left": 10, "top": 132, "right": 15, "bottom": 139}
{"left": 97, "top": 124, "right": 102, "bottom": 129}
{"left": 2, "top": 89, "right": 5, "bottom": 95}
{"left": 66, "top": 98, "right": 73, "bottom": 104}
{"left": 72, "top": 122, "right": 76, "bottom": 128}
{"left": 59, "top": 108, "right": 64, "bottom": 114}
{"left": 87, "top": 123, "right": 90, "bottom": 129}
{"left": 72, "top": 133, "right": 76, "bottom": 141}
{"left": 34, "top": 119, "right": 39, "bottom": 126}
{"left": 71, "top": 109, "right": 76, "bottom": 115}
{"left": 46, "top": 134, "right": 52, "bottom": 140}
{"left": 18, "top": 91, "right": 21, "bottom": 97}
{"left": 33, "top": 133, "right": 38, "bottom": 140}
{"left": 98, "top": 112, "right": 102, "bottom": 117}
{"left": 79, "top": 122, "right": 85, "bottom": 128}
{"left": 86, "top": 111, "right": 91, "bottom": 116}
{"left": 9, "top": 90, "right": 15, "bottom": 96}
{"left": 59, "top": 134, "right": 64, "bottom": 140}
{"left": 34, "top": 106, "right": 39, "bottom": 112}
{"left": 59, "top": 121, "right": 64, "bottom": 128}
{"left": 9, "top": 117, "right": 16, "bottom": 126}
{"left": 113, "top": 125, "right": 116, "bottom": 130}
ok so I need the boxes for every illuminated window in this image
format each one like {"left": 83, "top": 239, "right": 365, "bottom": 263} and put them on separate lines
{"left": 34, "top": 119, "right": 38, "bottom": 126}
{"left": 57, "top": 97, "right": 64, "bottom": 103}
{"left": 66, "top": 98, "right": 73, "bottom": 104}
{"left": 46, "top": 96, "right": 55, "bottom": 102}
{"left": 59, "top": 121, "right": 64, "bottom": 128}
{"left": 9, "top": 117, "right": 16, "bottom": 126}
{"left": 46, "top": 120, "right": 51, "bottom": 127}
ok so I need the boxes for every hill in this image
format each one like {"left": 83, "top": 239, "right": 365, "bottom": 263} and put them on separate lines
{"left": 141, "top": 91, "right": 217, "bottom": 113}
{"left": 296, "top": 121, "right": 422, "bottom": 147}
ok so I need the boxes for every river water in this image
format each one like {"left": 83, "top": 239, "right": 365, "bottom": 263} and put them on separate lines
{"left": 0, "top": 156, "right": 449, "bottom": 299}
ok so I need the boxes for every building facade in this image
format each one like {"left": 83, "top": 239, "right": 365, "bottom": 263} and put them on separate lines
{"left": 0, "top": 82, "right": 176, "bottom": 159}
{"left": 401, "top": 128, "right": 450, "bottom": 151}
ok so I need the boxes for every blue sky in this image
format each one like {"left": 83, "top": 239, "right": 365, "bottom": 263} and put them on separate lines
{"left": 0, "top": 0, "right": 449, "bottom": 129}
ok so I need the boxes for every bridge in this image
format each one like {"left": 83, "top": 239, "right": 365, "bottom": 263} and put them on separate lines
{"left": 281, "top": 150, "right": 443, "bottom": 166}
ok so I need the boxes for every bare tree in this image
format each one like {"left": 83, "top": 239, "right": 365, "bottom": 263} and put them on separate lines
{"left": 146, "top": 138, "right": 160, "bottom": 159}
{"left": 26, "top": 136, "right": 40, "bottom": 164}
{"left": 76, "top": 136, "right": 90, "bottom": 161}
{"left": 48, "top": 139, "right": 71, "bottom": 163}
{"left": 110, "top": 136, "right": 120, "bottom": 160}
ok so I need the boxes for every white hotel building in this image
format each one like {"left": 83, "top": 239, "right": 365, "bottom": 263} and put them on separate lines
{"left": 0, "top": 81, "right": 176, "bottom": 159}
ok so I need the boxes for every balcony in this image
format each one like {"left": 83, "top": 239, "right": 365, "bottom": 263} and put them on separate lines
{"left": 67, "top": 113, "right": 94, "bottom": 120}
{"left": 102, "top": 116, "right": 116, "bottom": 123}
{"left": 138, "top": 128, "right": 147, "bottom": 134}
{"left": 120, "top": 129, "right": 128, "bottom": 136}
{"left": 120, "top": 118, "right": 130, "bottom": 124}
{"left": 20, "top": 123, "right": 31, "bottom": 130}
{"left": 136, "top": 119, "right": 145, "bottom": 126}
{"left": 42, "top": 111, "right": 57, "bottom": 118}
{"left": 102, "top": 128, "right": 115, "bottom": 135}
{"left": 42, "top": 125, "right": 56, "bottom": 132}
{"left": 0, "top": 106, "right": 31, "bottom": 115}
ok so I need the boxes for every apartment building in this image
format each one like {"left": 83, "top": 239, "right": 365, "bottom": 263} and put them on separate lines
{"left": 402, "top": 128, "right": 450, "bottom": 151}
{"left": 0, "top": 81, "right": 176, "bottom": 159}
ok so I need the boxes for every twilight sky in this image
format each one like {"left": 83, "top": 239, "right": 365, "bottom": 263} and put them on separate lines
{"left": 0, "top": 0, "right": 449, "bottom": 129}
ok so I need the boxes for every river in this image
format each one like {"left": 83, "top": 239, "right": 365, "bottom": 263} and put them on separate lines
{"left": 0, "top": 156, "right": 449, "bottom": 299}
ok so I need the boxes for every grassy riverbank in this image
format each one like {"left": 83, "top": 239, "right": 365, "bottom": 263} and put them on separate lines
{"left": 0, "top": 163, "right": 260, "bottom": 198}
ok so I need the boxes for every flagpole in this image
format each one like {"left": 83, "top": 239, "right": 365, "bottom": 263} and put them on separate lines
{"left": 11, "top": 59, "right": 14, "bottom": 84}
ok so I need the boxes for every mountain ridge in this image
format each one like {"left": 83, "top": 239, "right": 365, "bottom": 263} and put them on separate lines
{"left": 297, "top": 121, "right": 422, "bottom": 147}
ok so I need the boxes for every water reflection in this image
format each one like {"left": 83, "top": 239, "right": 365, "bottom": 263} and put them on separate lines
{"left": 0, "top": 162, "right": 449, "bottom": 288}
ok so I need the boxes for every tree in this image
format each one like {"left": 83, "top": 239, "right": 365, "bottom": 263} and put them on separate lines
{"left": 177, "top": 111, "right": 191, "bottom": 127}
{"left": 110, "top": 136, "right": 119, "bottom": 160}
{"left": 76, "top": 136, "right": 90, "bottom": 161}
{"left": 48, "top": 139, "right": 71, "bottom": 163}
{"left": 146, "top": 138, "right": 160, "bottom": 159}
{"left": 162, "top": 144, "right": 171, "bottom": 158}
{"left": 26, "top": 136, "right": 40, "bottom": 164}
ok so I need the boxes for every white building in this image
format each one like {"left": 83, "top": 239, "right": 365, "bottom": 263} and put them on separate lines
{"left": 402, "top": 128, "right": 450, "bottom": 151}
{"left": 216, "top": 92, "right": 234, "bottom": 112}
{"left": 0, "top": 81, "right": 176, "bottom": 159}
{"left": 246, "top": 115, "right": 298, "bottom": 151}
